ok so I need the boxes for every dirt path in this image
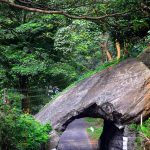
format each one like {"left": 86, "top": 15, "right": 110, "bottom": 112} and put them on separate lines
{"left": 57, "top": 118, "right": 93, "bottom": 150}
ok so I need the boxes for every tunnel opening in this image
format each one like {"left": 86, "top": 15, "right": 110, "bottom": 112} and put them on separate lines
{"left": 48, "top": 102, "right": 136, "bottom": 150}
{"left": 57, "top": 117, "right": 104, "bottom": 150}
{"left": 55, "top": 103, "right": 127, "bottom": 150}
{"left": 56, "top": 118, "right": 126, "bottom": 150}
{"left": 60, "top": 102, "right": 123, "bottom": 131}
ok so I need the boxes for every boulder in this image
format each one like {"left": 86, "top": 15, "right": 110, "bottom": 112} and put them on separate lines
{"left": 35, "top": 59, "right": 150, "bottom": 131}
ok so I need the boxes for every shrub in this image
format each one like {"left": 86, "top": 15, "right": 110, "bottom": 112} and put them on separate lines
{"left": 0, "top": 104, "right": 52, "bottom": 150}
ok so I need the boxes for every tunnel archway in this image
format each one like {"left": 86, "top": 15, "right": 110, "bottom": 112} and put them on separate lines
{"left": 35, "top": 59, "right": 150, "bottom": 150}
{"left": 57, "top": 118, "right": 99, "bottom": 150}
{"left": 48, "top": 102, "right": 136, "bottom": 150}
{"left": 56, "top": 117, "right": 124, "bottom": 150}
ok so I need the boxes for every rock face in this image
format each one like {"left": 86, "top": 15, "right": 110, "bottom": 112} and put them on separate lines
{"left": 35, "top": 59, "right": 150, "bottom": 130}
{"left": 138, "top": 47, "right": 150, "bottom": 68}
{"left": 35, "top": 58, "right": 150, "bottom": 150}
{"left": 99, "top": 121, "right": 137, "bottom": 150}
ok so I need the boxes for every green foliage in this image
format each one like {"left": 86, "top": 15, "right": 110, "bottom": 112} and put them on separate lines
{"left": 0, "top": 1, "right": 150, "bottom": 149}
{"left": 54, "top": 20, "right": 102, "bottom": 72}
{"left": 85, "top": 118, "right": 104, "bottom": 140}
{"left": 130, "top": 118, "right": 150, "bottom": 149}
{"left": 130, "top": 118, "right": 150, "bottom": 138}
{"left": 0, "top": 6, "right": 69, "bottom": 88}
{"left": 129, "top": 30, "right": 150, "bottom": 57}
{"left": 7, "top": 90, "right": 24, "bottom": 109}
{"left": 87, "top": 127, "right": 103, "bottom": 140}
{"left": 0, "top": 104, "right": 51, "bottom": 150}
{"left": 0, "top": 7, "right": 78, "bottom": 113}
{"left": 1, "top": 0, "right": 149, "bottom": 113}
{"left": 12, "top": 55, "right": 46, "bottom": 75}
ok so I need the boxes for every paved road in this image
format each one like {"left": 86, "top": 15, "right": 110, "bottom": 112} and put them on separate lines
{"left": 57, "top": 119, "right": 93, "bottom": 150}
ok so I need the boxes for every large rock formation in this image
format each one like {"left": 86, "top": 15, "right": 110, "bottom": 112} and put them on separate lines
{"left": 36, "top": 59, "right": 150, "bottom": 129}
{"left": 35, "top": 58, "right": 150, "bottom": 150}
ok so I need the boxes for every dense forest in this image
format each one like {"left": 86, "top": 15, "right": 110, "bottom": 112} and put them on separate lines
{"left": 0, "top": 0, "right": 150, "bottom": 150}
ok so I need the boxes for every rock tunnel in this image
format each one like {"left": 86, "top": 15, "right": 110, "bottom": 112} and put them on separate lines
{"left": 35, "top": 58, "right": 150, "bottom": 150}
{"left": 55, "top": 102, "right": 129, "bottom": 150}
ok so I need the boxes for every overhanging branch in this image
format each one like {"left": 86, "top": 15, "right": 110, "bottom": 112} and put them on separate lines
{"left": 0, "top": 0, "right": 129, "bottom": 21}
{"left": 17, "top": 0, "right": 107, "bottom": 10}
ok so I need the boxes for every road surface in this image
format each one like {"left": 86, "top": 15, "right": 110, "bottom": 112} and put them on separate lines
{"left": 57, "top": 119, "right": 93, "bottom": 150}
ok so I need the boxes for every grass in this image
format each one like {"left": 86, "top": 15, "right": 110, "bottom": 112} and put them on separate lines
{"left": 87, "top": 127, "right": 103, "bottom": 140}
{"left": 85, "top": 117, "right": 104, "bottom": 140}
{"left": 85, "top": 117, "right": 103, "bottom": 126}
{"left": 129, "top": 117, "right": 150, "bottom": 149}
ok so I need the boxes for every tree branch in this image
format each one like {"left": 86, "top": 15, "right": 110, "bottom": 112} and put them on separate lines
{"left": 0, "top": 0, "right": 129, "bottom": 21}
{"left": 17, "top": 0, "right": 106, "bottom": 10}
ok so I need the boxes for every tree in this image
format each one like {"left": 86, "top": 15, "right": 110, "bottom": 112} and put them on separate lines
{"left": 1, "top": 0, "right": 150, "bottom": 56}
{"left": 0, "top": 0, "right": 129, "bottom": 20}
{"left": 0, "top": 5, "right": 72, "bottom": 112}
{"left": 0, "top": 2, "right": 107, "bottom": 113}
{"left": 0, "top": 0, "right": 150, "bottom": 113}
{"left": 54, "top": 20, "right": 102, "bottom": 71}
{"left": 0, "top": 103, "right": 51, "bottom": 150}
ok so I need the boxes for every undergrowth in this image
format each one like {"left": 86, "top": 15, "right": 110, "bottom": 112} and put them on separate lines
{"left": 130, "top": 117, "right": 150, "bottom": 150}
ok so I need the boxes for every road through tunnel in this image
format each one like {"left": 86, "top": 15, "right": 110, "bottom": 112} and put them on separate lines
{"left": 49, "top": 102, "right": 136, "bottom": 150}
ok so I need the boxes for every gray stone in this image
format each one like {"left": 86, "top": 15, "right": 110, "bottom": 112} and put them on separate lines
{"left": 35, "top": 59, "right": 150, "bottom": 131}
{"left": 47, "top": 131, "right": 60, "bottom": 150}
{"left": 123, "top": 126, "right": 137, "bottom": 150}
{"left": 35, "top": 58, "right": 150, "bottom": 150}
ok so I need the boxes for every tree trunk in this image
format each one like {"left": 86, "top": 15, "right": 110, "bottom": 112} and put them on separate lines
{"left": 100, "top": 35, "right": 113, "bottom": 62}
{"left": 100, "top": 43, "right": 106, "bottom": 63}
{"left": 104, "top": 42, "right": 113, "bottom": 61}
{"left": 116, "top": 39, "right": 121, "bottom": 59}
{"left": 123, "top": 42, "right": 130, "bottom": 57}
